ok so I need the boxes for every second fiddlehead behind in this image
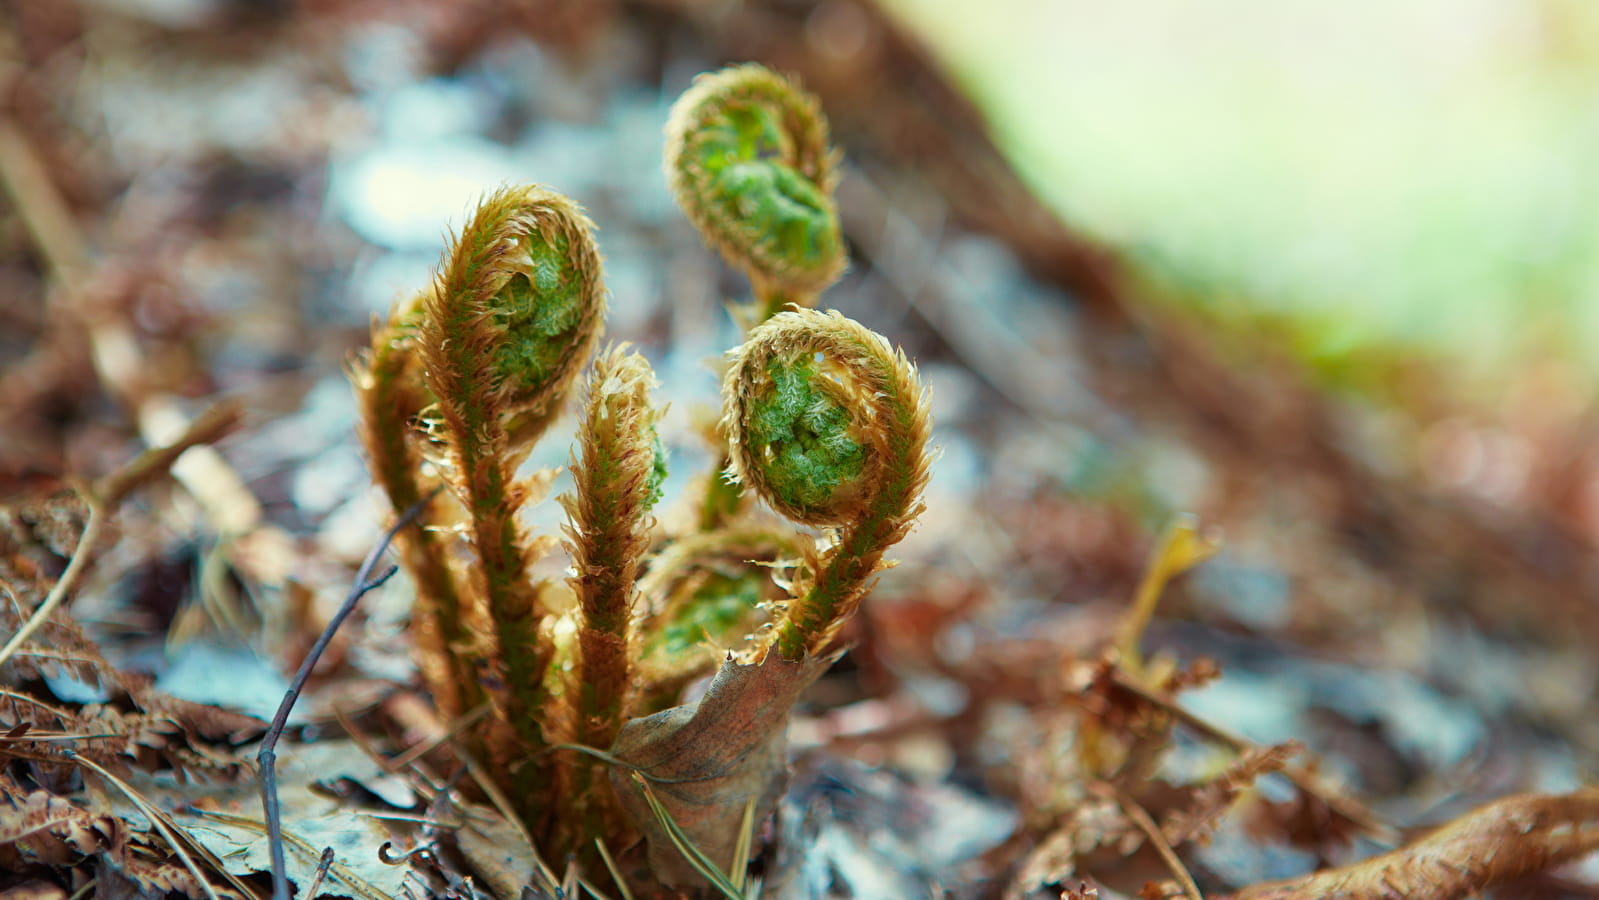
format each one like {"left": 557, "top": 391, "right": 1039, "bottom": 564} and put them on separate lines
{"left": 665, "top": 64, "right": 846, "bottom": 315}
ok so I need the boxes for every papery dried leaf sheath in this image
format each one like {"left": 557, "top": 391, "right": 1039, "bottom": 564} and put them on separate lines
{"left": 609, "top": 649, "right": 835, "bottom": 887}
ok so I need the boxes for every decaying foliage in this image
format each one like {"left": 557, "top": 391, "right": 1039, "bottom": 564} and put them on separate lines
{"left": 0, "top": 411, "right": 265, "bottom": 899}
{"left": 1228, "top": 787, "right": 1599, "bottom": 900}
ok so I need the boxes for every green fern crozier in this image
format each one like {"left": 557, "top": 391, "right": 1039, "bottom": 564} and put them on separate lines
{"left": 354, "top": 65, "right": 933, "bottom": 895}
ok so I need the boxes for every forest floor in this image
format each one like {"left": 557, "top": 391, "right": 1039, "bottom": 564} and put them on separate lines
{"left": 4, "top": 2, "right": 1599, "bottom": 899}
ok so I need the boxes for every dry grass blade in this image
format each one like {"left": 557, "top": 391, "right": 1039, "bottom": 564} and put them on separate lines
{"left": 66, "top": 752, "right": 240, "bottom": 900}
{"left": 595, "top": 838, "right": 635, "bottom": 900}
{"left": 730, "top": 795, "right": 756, "bottom": 893}
{"left": 629, "top": 772, "right": 750, "bottom": 900}
{"left": 457, "top": 747, "right": 562, "bottom": 894}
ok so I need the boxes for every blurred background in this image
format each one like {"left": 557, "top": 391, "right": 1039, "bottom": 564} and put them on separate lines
{"left": 889, "top": 0, "right": 1599, "bottom": 397}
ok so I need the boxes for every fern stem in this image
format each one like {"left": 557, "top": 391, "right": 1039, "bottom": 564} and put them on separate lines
{"left": 559, "top": 346, "right": 663, "bottom": 851}
{"left": 355, "top": 298, "right": 479, "bottom": 721}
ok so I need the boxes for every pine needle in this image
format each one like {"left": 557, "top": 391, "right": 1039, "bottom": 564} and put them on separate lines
{"left": 630, "top": 772, "right": 750, "bottom": 899}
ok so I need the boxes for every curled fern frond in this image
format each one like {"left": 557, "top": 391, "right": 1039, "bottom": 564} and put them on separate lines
{"left": 722, "top": 309, "right": 932, "bottom": 658}
{"left": 417, "top": 185, "right": 606, "bottom": 776}
{"left": 634, "top": 526, "right": 800, "bottom": 706}
{"left": 665, "top": 64, "right": 845, "bottom": 304}
{"left": 426, "top": 184, "right": 607, "bottom": 448}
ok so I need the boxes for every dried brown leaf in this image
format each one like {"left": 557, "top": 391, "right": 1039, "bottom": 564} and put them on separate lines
{"left": 609, "top": 647, "right": 834, "bottom": 888}
{"left": 0, "top": 775, "right": 123, "bottom": 866}
{"left": 1231, "top": 786, "right": 1599, "bottom": 900}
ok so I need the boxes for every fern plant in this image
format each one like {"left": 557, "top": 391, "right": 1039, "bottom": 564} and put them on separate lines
{"left": 353, "top": 64, "right": 929, "bottom": 895}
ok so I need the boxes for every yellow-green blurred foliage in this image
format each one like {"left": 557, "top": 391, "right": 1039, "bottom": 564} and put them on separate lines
{"left": 884, "top": 0, "right": 1599, "bottom": 398}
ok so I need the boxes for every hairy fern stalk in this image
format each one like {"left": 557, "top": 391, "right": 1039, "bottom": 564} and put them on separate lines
{"left": 354, "top": 64, "right": 931, "bottom": 894}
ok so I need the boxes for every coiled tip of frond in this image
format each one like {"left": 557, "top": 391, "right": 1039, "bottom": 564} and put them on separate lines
{"left": 424, "top": 184, "right": 606, "bottom": 437}
{"left": 721, "top": 308, "right": 931, "bottom": 530}
{"left": 665, "top": 64, "right": 845, "bottom": 296}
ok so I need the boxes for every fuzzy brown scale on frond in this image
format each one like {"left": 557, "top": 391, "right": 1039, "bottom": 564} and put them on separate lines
{"left": 550, "top": 345, "right": 665, "bottom": 850}
{"left": 721, "top": 309, "right": 932, "bottom": 659}
{"left": 352, "top": 288, "right": 482, "bottom": 721}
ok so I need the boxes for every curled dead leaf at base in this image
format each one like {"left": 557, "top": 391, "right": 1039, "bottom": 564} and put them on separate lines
{"left": 1229, "top": 786, "right": 1599, "bottom": 900}
{"left": 609, "top": 647, "right": 836, "bottom": 888}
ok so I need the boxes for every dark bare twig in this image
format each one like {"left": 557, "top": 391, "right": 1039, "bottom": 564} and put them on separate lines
{"left": 259, "top": 492, "right": 435, "bottom": 900}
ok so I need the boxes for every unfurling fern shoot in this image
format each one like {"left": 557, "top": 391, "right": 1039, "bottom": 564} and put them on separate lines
{"left": 559, "top": 345, "right": 663, "bottom": 839}
{"left": 665, "top": 64, "right": 846, "bottom": 321}
{"left": 668, "top": 64, "right": 848, "bottom": 528}
{"left": 565, "top": 346, "right": 664, "bottom": 748}
{"left": 425, "top": 186, "right": 604, "bottom": 800}
{"left": 723, "top": 308, "right": 932, "bottom": 659}
{"left": 354, "top": 288, "right": 479, "bottom": 720}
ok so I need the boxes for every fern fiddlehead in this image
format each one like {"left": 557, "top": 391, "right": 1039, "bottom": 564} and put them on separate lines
{"left": 668, "top": 64, "right": 849, "bottom": 530}
{"left": 723, "top": 308, "right": 932, "bottom": 659}
{"left": 416, "top": 185, "right": 605, "bottom": 785}
{"left": 633, "top": 525, "right": 799, "bottom": 707}
{"left": 665, "top": 64, "right": 846, "bottom": 316}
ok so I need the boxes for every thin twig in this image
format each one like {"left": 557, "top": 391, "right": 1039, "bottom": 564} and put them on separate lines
{"left": 303, "top": 847, "right": 336, "bottom": 900}
{"left": 100, "top": 401, "right": 244, "bottom": 508}
{"left": 1097, "top": 780, "right": 1204, "bottom": 900}
{"left": 260, "top": 492, "right": 434, "bottom": 900}
{"left": 1110, "top": 670, "right": 1399, "bottom": 844}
